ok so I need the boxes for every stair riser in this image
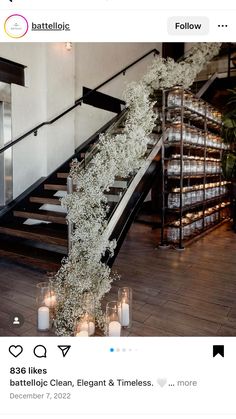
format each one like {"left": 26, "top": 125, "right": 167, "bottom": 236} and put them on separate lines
{"left": 0, "top": 229, "right": 67, "bottom": 246}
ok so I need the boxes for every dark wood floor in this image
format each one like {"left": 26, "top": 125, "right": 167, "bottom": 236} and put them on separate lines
{"left": 1, "top": 222, "right": 236, "bottom": 336}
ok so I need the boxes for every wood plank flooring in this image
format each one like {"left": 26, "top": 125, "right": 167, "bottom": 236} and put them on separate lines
{"left": 0, "top": 222, "right": 236, "bottom": 336}
{"left": 111, "top": 221, "right": 236, "bottom": 336}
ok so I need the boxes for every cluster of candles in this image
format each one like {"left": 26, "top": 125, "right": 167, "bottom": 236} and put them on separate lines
{"left": 106, "top": 287, "right": 132, "bottom": 337}
{"left": 167, "top": 124, "right": 228, "bottom": 150}
{"left": 74, "top": 287, "right": 132, "bottom": 338}
{"left": 74, "top": 293, "right": 96, "bottom": 337}
{"left": 75, "top": 314, "right": 95, "bottom": 337}
{"left": 36, "top": 284, "right": 132, "bottom": 337}
{"left": 167, "top": 89, "right": 222, "bottom": 124}
{"left": 167, "top": 155, "right": 222, "bottom": 176}
{"left": 168, "top": 181, "right": 228, "bottom": 209}
{"left": 36, "top": 283, "right": 57, "bottom": 331}
{"left": 167, "top": 201, "right": 230, "bottom": 242}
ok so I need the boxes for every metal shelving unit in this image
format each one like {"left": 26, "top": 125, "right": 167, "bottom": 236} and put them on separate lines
{"left": 160, "top": 87, "right": 231, "bottom": 249}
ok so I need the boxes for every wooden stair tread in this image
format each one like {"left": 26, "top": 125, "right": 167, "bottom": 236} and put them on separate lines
{"left": 57, "top": 172, "right": 69, "bottom": 179}
{"left": 44, "top": 183, "right": 67, "bottom": 191}
{"left": 0, "top": 224, "right": 67, "bottom": 246}
{"left": 13, "top": 210, "right": 67, "bottom": 225}
{"left": 30, "top": 196, "right": 61, "bottom": 205}
{"left": 115, "top": 176, "right": 130, "bottom": 181}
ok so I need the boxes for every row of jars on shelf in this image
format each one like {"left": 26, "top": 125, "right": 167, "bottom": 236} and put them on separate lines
{"left": 167, "top": 202, "right": 229, "bottom": 242}
{"left": 167, "top": 156, "right": 222, "bottom": 176}
{"left": 168, "top": 184, "right": 228, "bottom": 209}
{"left": 170, "top": 180, "right": 228, "bottom": 194}
{"left": 167, "top": 89, "right": 222, "bottom": 124}
{"left": 166, "top": 124, "right": 228, "bottom": 150}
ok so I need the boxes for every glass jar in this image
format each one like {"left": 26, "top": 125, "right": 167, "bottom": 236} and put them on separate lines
{"left": 74, "top": 319, "right": 90, "bottom": 337}
{"left": 118, "top": 287, "right": 132, "bottom": 328}
{"left": 195, "top": 160, "right": 201, "bottom": 174}
{"left": 167, "top": 159, "right": 180, "bottom": 176}
{"left": 172, "top": 124, "right": 182, "bottom": 142}
{"left": 183, "top": 92, "right": 192, "bottom": 111}
{"left": 183, "top": 159, "right": 191, "bottom": 175}
{"left": 168, "top": 193, "right": 180, "bottom": 209}
{"left": 184, "top": 191, "right": 192, "bottom": 206}
{"left": 167, "top": 88, "right": 182, "bottom": 107}
{"left": 36, "top": 282, "right": 56, "bottom": 331}
{"left": 74, "top": 293, "right": 95, "bottom": 337}
{"left": 185, "top": 126, "right": 192, "bottom": 144}
{"left": 183, "top": 224, "right": 191, "bottom": 239}
{"left": 196, "top": 217, "right": 203, "bottom": 231}
{"left": 190, "top": 221, "right": 196, "bottom": 236}
{"left": 106, "top": 302, "right": 121, "bottom": 337}
{"left": 167, "top": 226, "right": 180, "bottom": 243}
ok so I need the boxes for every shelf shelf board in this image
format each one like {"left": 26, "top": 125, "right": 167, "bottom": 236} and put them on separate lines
{"left": 164, "top": 141, "right": 225, "bottom": 152}
{"left": 166, "top": 173, "right": 222, "bottom": 179}
{"left": 166, "top": 217, "right": 230, "bottom": 246}
{"left": 166, "top": 193, "right": 229, "bottom": 213}
{"left": 166, "top": 203, "right": 230, "bottom": 228}
{"left": 164, "top": 105, "right": 222, "bottom": 127}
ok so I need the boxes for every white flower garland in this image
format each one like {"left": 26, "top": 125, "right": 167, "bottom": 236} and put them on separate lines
{"left": 52, "top": 43, "right": 221, "bottom": 336}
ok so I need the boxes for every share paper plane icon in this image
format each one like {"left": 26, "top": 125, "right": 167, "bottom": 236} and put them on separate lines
{"left": 58, "top": 345, "right": 71, "bottom": 358}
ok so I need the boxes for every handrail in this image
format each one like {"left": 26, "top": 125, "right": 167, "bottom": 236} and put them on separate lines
{"left": 0, "top": 48, "right": 159, "bottom": 156}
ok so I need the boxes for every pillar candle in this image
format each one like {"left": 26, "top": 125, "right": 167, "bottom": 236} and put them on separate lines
{"left": 78, "top": 321, "right": 95, "bottom": 336}
{"left": 38, "top": 306, "right": 50, "bottom": 330}
{"left": 88, "top": 321, "right": 95, "bottom": 336}
{"left": 76, "top": 331, "right": 89, "bottom": 337}
{"left": 108, "top": 321, "right": 121, "bottom": 337}
{"left": 118, "top": 303, "right": 130, "bottom": 327}
{"left": 80, "top": 322, "right": 89, "bottom": 332}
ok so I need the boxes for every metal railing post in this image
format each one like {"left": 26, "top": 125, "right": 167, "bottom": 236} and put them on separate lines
{"left": 67, "top": 176, "right": 73, "bottom": 255}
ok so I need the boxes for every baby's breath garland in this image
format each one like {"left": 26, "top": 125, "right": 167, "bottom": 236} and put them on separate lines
{"left": 52, "top": 43, "right": 221, "bottom": 336}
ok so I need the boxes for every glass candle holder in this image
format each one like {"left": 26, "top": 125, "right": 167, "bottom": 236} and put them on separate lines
{"left": 74, "top": 319, "right": 89, "bottom": 337}
{"left": 36, "top": 282, "right": 55, "bottom": 331}
{"left": 106, "top": 301, "right": 121, "bottom": 337}
{"left": 74, "top": 293, "right": 95, "bottom": 337}
{"left": 118, "top": 287, "right": 132, "bottom": 328}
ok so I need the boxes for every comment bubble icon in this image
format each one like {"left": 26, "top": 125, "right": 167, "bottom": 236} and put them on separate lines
{"left": 33, "top": 345, "right": 47, "bottom": 358}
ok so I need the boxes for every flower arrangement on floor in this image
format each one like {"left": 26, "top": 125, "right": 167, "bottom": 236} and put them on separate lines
{"left": 51, "top": 43, "right": 221, "bottom": 336}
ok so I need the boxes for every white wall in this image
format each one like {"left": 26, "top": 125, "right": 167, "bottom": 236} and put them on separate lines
{"left": 45, "top": 43, "right": 75, "bottom": 174}
{"left": 0, "top": 43, "right": 75, "bottom": 198}
{"left": 1, "top": 42, "right": 161, "bottom": 200}
{"left": 75, "top": 43, "right": 162, "bottom": 147}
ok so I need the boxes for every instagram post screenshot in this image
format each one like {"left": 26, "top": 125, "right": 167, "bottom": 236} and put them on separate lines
{"left": 0, "top": 1, "right": 236, "bottom": 418}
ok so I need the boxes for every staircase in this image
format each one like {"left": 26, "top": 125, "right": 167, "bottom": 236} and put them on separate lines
{"left": 0, "top": 109, "right": 162, "bottom": 271}
{"left": 191, "top": 43, "right": 236, "bottom": 109}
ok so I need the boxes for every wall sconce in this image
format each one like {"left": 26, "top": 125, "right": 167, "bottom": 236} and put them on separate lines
{"left": 65, "top": 42, "right": 72, "bottom": 51}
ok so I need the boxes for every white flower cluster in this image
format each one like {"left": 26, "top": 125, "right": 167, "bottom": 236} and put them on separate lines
{"left": 52, "top": 43, "right": 221, "bottom": 336}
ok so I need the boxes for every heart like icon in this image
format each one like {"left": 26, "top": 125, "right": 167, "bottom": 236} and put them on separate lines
{"left": 157, "top": 378, "right": 167, "bottom": 388}
{"left": 9, "top": 345, "right": 23, "bottom": 358}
